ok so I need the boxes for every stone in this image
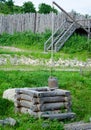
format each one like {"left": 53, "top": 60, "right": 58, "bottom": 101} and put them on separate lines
{"left": 3, "top": 88, "right": 16, "bottom": 102}
{"left": 64, "top": 122, "right": 91, "bottom": 130}
{"left": 0, "top": 54, "right": 91, "bottom": 67}
{"left": 0, "top": 57, "right": 7, "bottom": 65}
{"left": 0, "top": 117, "right": 16, "bottom": 126}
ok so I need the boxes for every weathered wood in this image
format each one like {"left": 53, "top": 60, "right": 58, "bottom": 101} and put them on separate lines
{"left": 15, "top": 94, "right": 71, "bottom": 104}
{"left": 53, "top": 1, "right": 91, "bottom": 35}
{"left": 37, "top": 89, "right": 70, "bottom": 97}
{"left": 20, "top": 108, "right": 42, "bottom": 117}
{"left": 20, "top": 107, "right": 29, "bottom": 114}
{"left": 15, "top": 87, "right": 51, "bottom": 93}
{"left": 32, "top": 96, "right": 71, "bottom": 104}
{"left": 14, "top": 87, "right": 74, "bottom": 118}
{"left": 15, "top": 94, "right": 33, "bottom": 101}
{"left": 28, "top": 109, "right": 63, "bottom": 117}
{"left": 15, "top": 89, "right": 40, "bottom": 97}
{"left": 0, "top": 13, "right": 91, "bottom": 34}
{"left": 29, "top": 87, "right": 50, "bottom": 91}
{"left": 15, "top": 100, "right": 32, "bottom": 108}
{"left": 15, "top": 88, "right": 70, "bottom": 97}
{"left": 42, "top": 112, "right": 76, "bottom": 120}
{"left": 14, "top": 107, "right": 20, "bottom": 113}
{"left": 30, "top": 102, "right": 70, "bottom": 112}
{"left": 19, "top": 107, "right": 68, "bottom": 116}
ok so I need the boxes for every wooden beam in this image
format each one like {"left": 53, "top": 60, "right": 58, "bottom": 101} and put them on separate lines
{"left": 30, "top": 102, "right": 70, "bottom": 112}
{"left": 53, "top": 1, "right": 91, "bottom": 35}
{"left": 42, "top": 112, "right": 76, "bottom": 120}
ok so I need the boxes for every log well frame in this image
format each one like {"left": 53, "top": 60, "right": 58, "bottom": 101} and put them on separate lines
{"left": 15, "top": 87, "right": 75, "bottom": 120}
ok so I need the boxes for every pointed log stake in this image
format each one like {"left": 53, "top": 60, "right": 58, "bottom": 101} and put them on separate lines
{"left": 53, "top": 1, "right": 91, "bottom": 35}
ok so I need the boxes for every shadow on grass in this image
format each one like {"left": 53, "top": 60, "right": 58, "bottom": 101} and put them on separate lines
{"left": 0, "top": 98, "right": 14, "bottom": 116}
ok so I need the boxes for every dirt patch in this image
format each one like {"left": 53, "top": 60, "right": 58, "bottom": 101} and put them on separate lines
{"left": 0, "top": 46, "right": 24, "bottom": 52}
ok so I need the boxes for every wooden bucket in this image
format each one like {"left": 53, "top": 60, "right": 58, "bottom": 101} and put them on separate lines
{"left": 48, "top": 77, "right": 58, "bottom": 89}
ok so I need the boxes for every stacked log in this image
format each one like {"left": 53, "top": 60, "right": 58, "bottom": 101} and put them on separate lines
{"left": 15, "top": 87, "right": 72, "bottom": 118}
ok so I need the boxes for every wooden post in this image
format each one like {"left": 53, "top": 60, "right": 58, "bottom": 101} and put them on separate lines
{"left": 34, "top": 13, "right": 37, "bottom": 33}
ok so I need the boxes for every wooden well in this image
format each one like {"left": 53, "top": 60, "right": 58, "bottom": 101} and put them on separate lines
{"left": 15, "top": 87, "right": 75, "bottom": 119}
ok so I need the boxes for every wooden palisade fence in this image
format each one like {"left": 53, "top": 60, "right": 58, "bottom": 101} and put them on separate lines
{"left": 0, "top": 12, "right": 91, "bottom": 34}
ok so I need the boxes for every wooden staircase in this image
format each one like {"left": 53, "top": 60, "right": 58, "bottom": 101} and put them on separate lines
{"left": 44, "top": 20, "right": 78, "bottom": 52}
{"left": 44, "top": 1, "right": 91, "bottom": 52}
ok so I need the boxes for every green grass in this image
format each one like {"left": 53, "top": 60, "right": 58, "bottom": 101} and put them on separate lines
{"left": 0, "top": 30, "right": 51, "bottom": 50}
{"left": 0, "top": 31, "right": 91, "bottom": 60}
{"left": 62, "top": 33, "right": 91, "bottom": 53}
{"left": 0, "top": 30, "right": 91, "bottom": 129}
{"left": 0, "top": 71, "right": 91, "bottom": 124}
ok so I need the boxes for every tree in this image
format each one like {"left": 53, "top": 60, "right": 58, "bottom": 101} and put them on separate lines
{"left": 38, "top": 3, "right": 58, "bottom": 14}
{"left": 0, "top": 1, "right": 10, "bottom": 14}
{"left": 6, "top": 0, "right": 14, "bottom": 13}
{"left": 0, "top": 0, "right": 6, "bottom": 3}
{"left": 38, "top": 3, "right": 51, "bottom": 14}
{"left": 52, "top": 7, "right": 58, "bottom": 14}
{"left": 13, "top": 5, "right": 23, "bottom": 14}
{"left": 23, "top": 1, "right": 36, "bottom": 13}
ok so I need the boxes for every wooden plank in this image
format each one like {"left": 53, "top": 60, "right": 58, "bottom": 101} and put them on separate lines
{"left": 28, "top": 109, "right": 62, "bottom": 117}
{"left": 15, "top": 94, "right": 71, "bottom": 103}
{"left": 42, "top": 112, "right": 76, "bottom": 120}
{"left": 15, "top": 94, "right": 33, "bottom": 101}
{"left": 30, "top": 102, "right": 70, "bottom": 112}
{"left": 29, "top": 87, "right": 50, "bottom": 91}
{"left": 15, "top": 88, "right": 70, "bottom": 97}
{"left": 15, "top": 89, "right": 40, "bottom": 97}
{"left": 37, "top": 89, "right": 70, "bottom": 97}
{"left": 19, "top": 107, "right": 68, "bottom": 117}
{"left": 15, "top": 100, "right": 32, "bottom": 108}
{"left": 32, "top": 96, "right": 71, "bottom": 104}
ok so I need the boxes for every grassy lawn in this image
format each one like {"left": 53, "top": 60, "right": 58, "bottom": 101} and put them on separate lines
{"left": 0, "top": 70, "right": 91, "bottom": 129}
{"left": 0, "top": 31, "right": 91, "bottom": 129}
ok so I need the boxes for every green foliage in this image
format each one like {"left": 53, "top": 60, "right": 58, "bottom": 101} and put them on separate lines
{"left": 38, "top": 3, "right": 52, "bottom": 14}
{"left": 0, "top": 98, "right": 13, "bottom": 116}
{"left": 13, "top": 5, "right": 23, "bottom": 14}
{"left": 6, "top": 0, "right": 14, "bottom": 13}
{"left": 52, "top": 7, "right": 58, "bottom": 14}
{"left": 0, "top": 2, "right": 10, "bottom": 14}
{"left": 23, "top": 1, "right": 36, "bottom": 13}
{"left": 0, "top": 70, "right": 91, "bottom": 122}
{"left": 0, "top": 31, "right": 91, "bottom": 60}
{"left": 62, "top": 33, "right": 91, "bottom": 53}
{"left": 0, "top": 0, "right": 58, "bottom": 14}
{"left": 0, "top": 30, "right": 51, "bottom": 50}
{"left": 0, "top": 115, "right": 63, "bottom": 130}
{"left": 0, "top": 0, "right": 6, "bottom": 2}
{"left": 38, "top": 3, "right": 58, "bottom": 14}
